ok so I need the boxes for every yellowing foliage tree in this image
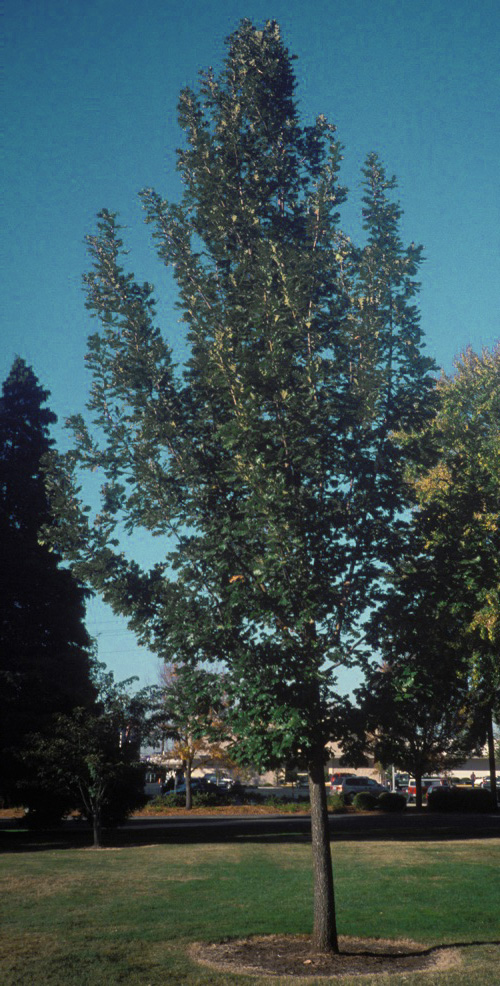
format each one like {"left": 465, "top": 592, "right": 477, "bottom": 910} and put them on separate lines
{"left": 403, "top": 345, "right": 500, "bottom": 796}
{"left": 158, "top": 663, "right": 227, "bottom": 809}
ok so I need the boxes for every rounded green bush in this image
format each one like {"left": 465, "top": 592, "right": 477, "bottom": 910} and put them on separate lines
{"left": 377, "top": 791, "right": 407, "bottom": 812}
{"left": 352, "top": 792, "right": 378, "bottom": 811}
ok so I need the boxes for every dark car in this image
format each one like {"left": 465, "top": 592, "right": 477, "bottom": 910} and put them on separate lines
{"left": 425, "top": 780, "right": 453, "bottom": 802}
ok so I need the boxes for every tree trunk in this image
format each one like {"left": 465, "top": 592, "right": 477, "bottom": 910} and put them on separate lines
{"left": 415, "top": 771, "right": 423, "bottom": 810}
{"left": 486, "top": 708, "right": 497, "bottom": 807}
{"left": 308, "top": 758, "right": 339, "bottom": 953}
{"left": 185, "top": 759, "right": 192, "bottom": 811}
{"left": 93, "top": 808, "right": 102, "bottom": 848}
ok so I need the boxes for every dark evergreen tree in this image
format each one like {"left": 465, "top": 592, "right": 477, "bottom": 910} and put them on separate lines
{"left": 0, "top": 357, "right": 95, "bottom": 803}
{"left": 46, "top": 22, "right": 437, "bottom": 951}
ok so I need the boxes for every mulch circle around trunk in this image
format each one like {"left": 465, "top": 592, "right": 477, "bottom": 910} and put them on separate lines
{"left": 189, "top": 934, "right": 461, "bottom": 978}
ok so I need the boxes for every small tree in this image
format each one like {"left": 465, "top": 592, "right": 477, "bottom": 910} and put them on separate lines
{"left": 357, "top": 662, "right": 485, "bottom": 809}
{"left": 158, "top": 663, "right": 226, "bottom": 809}
{"left": 25, "top": 667, "right": 151, "bottom": 846}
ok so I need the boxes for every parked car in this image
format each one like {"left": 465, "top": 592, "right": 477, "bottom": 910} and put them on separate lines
{"left": 202, "top": 774, "right": 234, "bottom": 790}
{"left": 479, "top": 777, "right": 499, "bottom": 789}
{"left": 296, "top": 775, "right": 309, "bottom": 787}
{"left": 329, "top": 773, "right": 355, "bottom": 791}
{"left": 162, "top": 777, "right": 217, "bottom": 796}
{"left": 394, "top": 773, "right": 409, "bottom": 794}
{"left": 331, "top": 776, "right": 388, "bottom": 802}
{"left": 425, "top": 779, "right": 453, "bottom": 802}
{"left": 407, "top": 777, "right": 444, "bottom": 802}
{"left": 479, "top": 778, "right": 500, "bottom": 803}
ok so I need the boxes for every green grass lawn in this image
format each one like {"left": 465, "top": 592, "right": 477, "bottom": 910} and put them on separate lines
{"left": 1, "top": 837, "right": 499, "bottom": 985}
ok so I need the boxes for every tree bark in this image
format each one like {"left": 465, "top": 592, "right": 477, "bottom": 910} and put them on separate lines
{"left": 93, "top": 808, "right": 102, "bottom": 848}
{"left": 415, "top": 771, "right": 423, "bottom": 810}
{"left": 486, "top": 708, "right": 497, "bottom": 806}
{"left": 185, "top": 759, "right": 192, "bottom": 811}
{"left": 308, "top": 758, "right": 339, "bottom": 953}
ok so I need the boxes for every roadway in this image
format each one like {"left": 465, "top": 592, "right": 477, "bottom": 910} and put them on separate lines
{"left": 1, "top": 807, "right": 499, "bottom": 852}
{"left": 121, "top": 809, "right": 500, "bottom": 843}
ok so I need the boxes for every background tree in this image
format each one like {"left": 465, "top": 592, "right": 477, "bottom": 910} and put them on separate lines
{"left": 356, "top": 662, "right": 484, "bottom": 809}
{"left": 0, "top": 357, "right": 95, "bottom": 805}
{"left": 24, "top": 665, "right": 151, "bottom": 846}
{"left": 157, "top": 663, "right": 227, "bottom": 809}
{"left": 46, "top": 21, "right": 437, "bottom": 952}
{"left": 400, "top": 345, "right": 500, "bottom": 799}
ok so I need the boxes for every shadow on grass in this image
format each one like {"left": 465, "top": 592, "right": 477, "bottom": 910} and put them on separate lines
{"left": 339, "top": 940, "right": 500, "bottom": 957}
{"left": 1, "top": 808, "right": 499, "bottom": 854}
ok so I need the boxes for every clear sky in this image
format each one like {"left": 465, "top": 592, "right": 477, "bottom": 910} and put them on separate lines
{"left": 2, "top": 0, "right": 499, "bottom": 691}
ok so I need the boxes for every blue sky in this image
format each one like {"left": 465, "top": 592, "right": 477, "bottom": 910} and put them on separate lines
{"left": 3, "top": 0, "right": 499, "bottom": 690}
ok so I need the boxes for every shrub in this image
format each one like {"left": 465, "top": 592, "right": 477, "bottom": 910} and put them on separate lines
{"left": 242, "top": 790, "right": 265, "bottom": 805}
{"left": 352, "top": 792, "right": 378, "bottom": 811}
{"left": 327, "top": 793, "right": 348, "bottom": 813}
{"left": 22, "top": 789, "right": 71, "bottom": 829}
{"left": 149, "top": 787, "right": 254, "bottom": 809}
{"left": 261, "top": 797, "right": 310, "bottom": 812}
{"left": 223, "top": 781, "right": 246, "bottom": 803}
{"left": 150, "top": 792, "right": 186, "bottom": 808}
{"left": 283, "top": 799, "right": 310, "bottom": 812}
{"left": 427, "top": 786, "right": 496, "bottom": 813}
{"left": 98, "top": 763, "right": 148, "bottom": 827}
{"left": 377, "top": 791, "right": 407, "bottom": 813}
{"left": 192, "top": 791, "right": 223, "bottom": 807}
{"left": 263, "top": 795, "right": 293, "bottom": 808}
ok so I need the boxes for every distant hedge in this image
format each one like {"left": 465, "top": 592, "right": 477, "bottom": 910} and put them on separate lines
{"left": 427, "top": 787, "right": 496, "bottom": 813}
